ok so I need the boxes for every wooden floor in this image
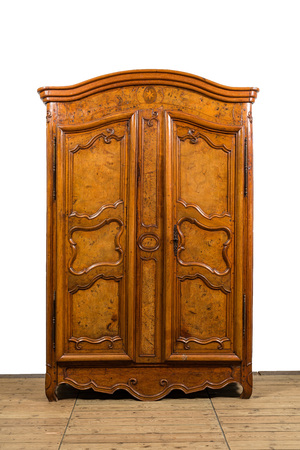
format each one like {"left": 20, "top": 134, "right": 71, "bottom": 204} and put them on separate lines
{"left": 0, "top": 374, "right": 300, "bottom": 449}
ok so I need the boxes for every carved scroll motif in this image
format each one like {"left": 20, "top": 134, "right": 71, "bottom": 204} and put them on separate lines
{"left": 178, "top": 273, "right": 231, "bottom": 294}
{"left": 177, "top": 336, "right": 230, "bottom": 350}
{"left": 70, "top": 128, "right": 124, "bottom": 154}
{"left": 69, "top": 199, "right": 123, "bottom": 220}
{"left": 179, "top": 129, "right": 232, "bottom": 153}
{"left": 69, "top": 335, "right": 122, "bottom": 350}
{"left": 177, "top": 198, "right": 231, "bottom": 221}
{"left": 69, "top": 273, "right": 123, "bottom": 294}
{"left": 146, "top": 110, "right": 158, "bottom": 127}
{"left": 62, "top": 367, "right": 236, "bottom": 401}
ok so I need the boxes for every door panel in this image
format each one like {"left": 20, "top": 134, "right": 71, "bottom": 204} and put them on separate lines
{"left": 70, "top": 130, "right": 124, "bottom": 218}
{"left": 56, "top": 112, "right": 136, "bottom": 361}
{"left": 165, "top": 111, "right": 243, "bottom": 361}
{"left": 69, "top": 278, "right": 121, "bottom": 349}
{"left": 176, "top": 277, "right": 229, "bottom": 351}
{"left": 177, "top": 127, "right": 232, "bottom": 219}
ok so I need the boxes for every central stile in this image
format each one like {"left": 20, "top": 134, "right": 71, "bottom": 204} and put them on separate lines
{"left": 135, "top": 109, "right": 164, "bottom": 363}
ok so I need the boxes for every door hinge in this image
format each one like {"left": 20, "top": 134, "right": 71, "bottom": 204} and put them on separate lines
{"left": 52, "top": 291, "right": 56, "bottom": 350}
{"left": 173, "top": 225, "right": 179, "bottom": 257}
{"left": 53, "top": 136, "right": 56, "bottom": 201}
{"left": 243, "top": 294, "right": 246, "bottom": 336}
{"left": 244, "top": 138, "right": 248, "bottom": 197}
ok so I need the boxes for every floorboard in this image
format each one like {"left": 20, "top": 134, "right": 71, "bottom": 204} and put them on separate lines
{"left": 0, "top": 373, "right": 299, "bottom": 449}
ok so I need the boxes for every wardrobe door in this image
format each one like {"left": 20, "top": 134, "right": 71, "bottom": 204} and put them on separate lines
{"left": 55, "top": 112, "right": 137, "bottom": 362}
{"left": 164, "top": 111, "right": 244, "bottom": 362}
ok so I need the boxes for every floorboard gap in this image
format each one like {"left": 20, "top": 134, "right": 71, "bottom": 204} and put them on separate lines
{"left": 58, "top": 393, "right": 78, "bottom": 449}
{"left": 207, "top": 389, "right": 231, "bottom": 450}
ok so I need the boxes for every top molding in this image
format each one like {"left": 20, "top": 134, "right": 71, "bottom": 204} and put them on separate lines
{"left": 37, "top": 69, "right": 259, "bottom": 104}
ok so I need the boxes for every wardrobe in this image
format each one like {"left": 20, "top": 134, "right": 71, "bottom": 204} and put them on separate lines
{"left": 38, "top": 70, "right": 258, "bottom": 401}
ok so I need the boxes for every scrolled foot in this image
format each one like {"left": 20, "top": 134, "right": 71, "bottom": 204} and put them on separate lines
{"left": 240, "top": 381, "right": 252, "bottom": 399}
{"left": 46, "top": 383, "right": 58, "bottom": 401}
{"left": 45, "top": 366, "right": 58, "bottom": 401}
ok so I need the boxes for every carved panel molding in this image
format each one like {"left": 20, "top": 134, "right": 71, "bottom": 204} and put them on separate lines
{"left": 69, "top": 199, "right": 123, "bottom": 220}
{"left": 69, "top": 273, "right": 122, "bottom": 294}
{"left": 177, "top": 198, "right": 231, "bottom": 221}
{"left": 70, "top": 128, "right": 124, "bottom": 153}
{"left": 176, "top": 336, "right": 230, "bottom": 350}
{"left": 176, "top": 217, "right": 232, "bottom": 276}
{"left": 179, "top": 128, "right": 232, "bottom": 153}
{"left": 69, "top": 335, "right": 122, "bottom": 350}
{"left": 69, "top": 218, "right": 124, "bottom": 275}
{"left": 178, "top": 273, "right": 231, "bottom": 294}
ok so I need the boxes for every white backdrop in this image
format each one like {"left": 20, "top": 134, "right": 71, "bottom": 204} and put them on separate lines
{"left": 1, "top": 0, "right": 299, "bottom": 374}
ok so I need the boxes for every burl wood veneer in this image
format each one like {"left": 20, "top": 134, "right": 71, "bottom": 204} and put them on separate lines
{"left": 38, "top": 70, "right": 259, "bottom": 401}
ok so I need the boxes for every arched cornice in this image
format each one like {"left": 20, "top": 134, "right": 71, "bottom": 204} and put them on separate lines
{"left": 37, "top": 69, "right": 259, "bottom": 104}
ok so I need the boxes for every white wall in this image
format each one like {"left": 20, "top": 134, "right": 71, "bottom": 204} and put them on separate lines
{"left": 1, "top": 0, "right": 299, "bottom": 373}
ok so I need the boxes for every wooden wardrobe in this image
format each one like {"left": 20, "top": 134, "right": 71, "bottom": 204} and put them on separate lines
{"left": 38, "top": 70, "right": 259, "bottom": 401}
